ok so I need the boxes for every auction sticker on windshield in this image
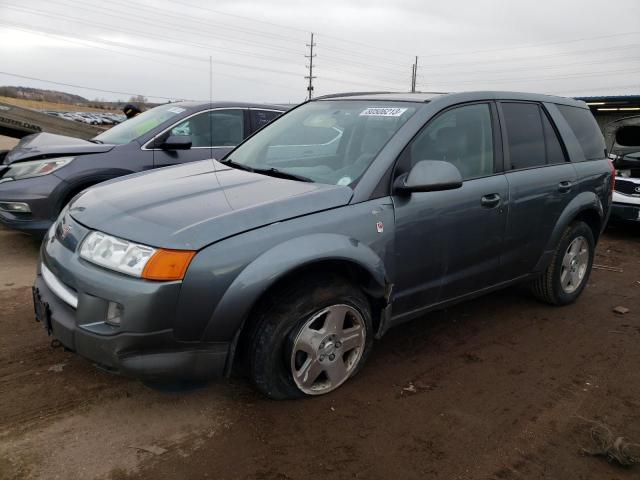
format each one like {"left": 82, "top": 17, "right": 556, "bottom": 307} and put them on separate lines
{"left": 360, "top": 107, "right": 408, "bottom": 117}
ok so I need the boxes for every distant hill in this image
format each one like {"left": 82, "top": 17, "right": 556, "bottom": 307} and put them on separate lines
{"left": 0, "top": 86, "right": 158, "bottom": 111}
{"left": 0, "top": 86, "right": 89, "bottom": 105}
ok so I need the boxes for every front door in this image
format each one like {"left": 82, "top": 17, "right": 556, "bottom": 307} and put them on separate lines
{"left": 392, "top": 102, "right": 508, "bottom": 318}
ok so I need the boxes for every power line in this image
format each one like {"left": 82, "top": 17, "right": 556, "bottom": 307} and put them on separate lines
{"left": 0, "top": 24, "right": 295, "bottom": 93}
{"left": 96, "top": 0, "right": 306, "bottom": 47}
{"left": 547, "top": 84, "right": 640, "bottom": 95}
{"left": 4, "top": 2, "right": 305, "bottom": 58}
{"left": 3, "top": 1, "right": 638, "bottom": 98}
{"left": 421, "top": 55, "right": 640, "bottom": 80}
{"left": 418, "top": 31, "right": 640, "bottom": 59}
{"left": 424, "top": 43, "right": 640, "bottom": 69}
{"left": 0, "top": 22, "right": 304, "bottom": 83}
{"left": 161, "top": 0, "right": 412, "bottom": 59}
{"left": 161, "top": 0, "right": 308, "bottom": 42}
{"left": 420, "top": 67, "right": 640, "bottom": 88}
{"left": 155, "top": 0, "right": 640, "bottom": 68}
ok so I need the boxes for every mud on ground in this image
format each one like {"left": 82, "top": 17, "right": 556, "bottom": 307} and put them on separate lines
{"left": 0, "top": 224, "right": 639, "bottom": 480}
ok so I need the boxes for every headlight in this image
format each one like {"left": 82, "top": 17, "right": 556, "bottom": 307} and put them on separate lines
{"left": 3, "top": 156, "right": 74, "bottom": 181}
{"left": 80, "top": 231, "right": 195, "bottom": 280}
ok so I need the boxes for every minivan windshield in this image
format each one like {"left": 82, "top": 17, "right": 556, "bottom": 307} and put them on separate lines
{"left": 93, "top": 103, "right": 188, "bottom": 145}
{"left": 224, "top": 100, "right": 417, "bottom": 185}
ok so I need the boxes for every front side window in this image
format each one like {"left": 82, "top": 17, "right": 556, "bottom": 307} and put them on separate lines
{"left": 225, "top": 101, "right": 417, "bottom": 186}
{"left": 404, "top": 103, "right": 494, "bottom": 180}
{"left": 170, "top": 109, "right": 244, "bottom": 147}
{"left": 93, "top": 104, "right": 187, "bottom": 145}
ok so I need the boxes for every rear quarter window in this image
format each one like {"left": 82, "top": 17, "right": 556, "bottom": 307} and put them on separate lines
{"left": 556, "top": 105, "right": 605, "bottom": 161}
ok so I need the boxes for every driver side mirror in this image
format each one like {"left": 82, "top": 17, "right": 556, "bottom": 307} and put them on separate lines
{"left": 159, "top": 135, "right": 192, "bottom": 150}
{"left": 394, "top": 160, "right": 463, "bottom": 193}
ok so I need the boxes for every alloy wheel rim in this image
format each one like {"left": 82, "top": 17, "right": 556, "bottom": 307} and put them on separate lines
{"left": 560, "top": 235, "right": 589, "bottom": 294}
{"left": 290, "top": 304, "right": 365, "bottom": 395}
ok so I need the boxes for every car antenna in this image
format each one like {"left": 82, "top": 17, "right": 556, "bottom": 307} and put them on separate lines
{"left": 209, "top": 54, "right": 214, "bottom": 171}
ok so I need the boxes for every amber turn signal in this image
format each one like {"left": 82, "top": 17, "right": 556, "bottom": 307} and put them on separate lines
{"left": 141, "top": 249, "right": 196, "bottom": 281}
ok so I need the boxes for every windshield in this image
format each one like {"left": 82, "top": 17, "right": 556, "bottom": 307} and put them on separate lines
{"left": 93, "top": 104, "right": 189, "bottom": 145}
{"left": 225, "top": 100, "right": 417, "bottom": 185}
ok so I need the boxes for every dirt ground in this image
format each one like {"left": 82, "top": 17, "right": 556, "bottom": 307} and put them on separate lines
{"left": 0, "top": 223, "right": 638, "bottom": 480}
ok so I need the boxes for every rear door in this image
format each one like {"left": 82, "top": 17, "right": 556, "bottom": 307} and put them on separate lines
{"left": 392, "top": 102, "right": 509, "bottom": 315}
{"left": 152, "top": 109, "right": 247, "bottom": 167}
{"left": 499, "top": 101, "right": 577, "bottom": 280}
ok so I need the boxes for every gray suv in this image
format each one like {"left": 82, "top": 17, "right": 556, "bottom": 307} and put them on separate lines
{"left": 33, "top": 92, "right": 613, "bottom": 399}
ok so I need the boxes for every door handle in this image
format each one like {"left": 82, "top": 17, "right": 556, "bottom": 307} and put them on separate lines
{"left": 481, "top": 193, "right": 501, "bottom": 208}
{"left": 558, "top": 180, "right": 573, "bottom": 193}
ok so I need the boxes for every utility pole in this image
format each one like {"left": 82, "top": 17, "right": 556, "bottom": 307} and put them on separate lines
{"left": 305, "top": 32, "right": 316, "bottom": 100}
{"left": 411, "top": 56, "right": 418, "bottom": 93}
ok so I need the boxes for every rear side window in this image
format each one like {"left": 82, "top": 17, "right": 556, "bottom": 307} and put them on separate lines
{"left": 557, "top": 105, "right": 605, "bottom": 161}
{"left": 502, "top": 102, "right": 546, "bottom": 170}
{"left": 541, "top": 110, "right": 566, "bottom": 164}
{"left": 251, "top": 109, "right": 282, "bottom": 132}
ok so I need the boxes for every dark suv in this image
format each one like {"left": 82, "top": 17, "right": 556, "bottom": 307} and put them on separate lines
{"left": 34, "top": 92, "right": 612, "bottom": 399}
{"left": 0, "top": 101, "right": 285, "bottom": 235}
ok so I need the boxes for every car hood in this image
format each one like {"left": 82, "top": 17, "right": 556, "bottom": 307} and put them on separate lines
{"left": 4, "top": 132, "right": 115, "bottom": 164}
{"left": 69, "top": 160, "right": 353, "bottom": 250}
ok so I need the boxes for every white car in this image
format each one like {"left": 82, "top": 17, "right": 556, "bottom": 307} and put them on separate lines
{"left": 610, "top": 152, "right": 640, "bottom": 223}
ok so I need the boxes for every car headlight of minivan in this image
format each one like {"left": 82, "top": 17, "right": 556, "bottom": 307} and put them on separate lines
{"left": 80, "top": 231, "right": 195, "bottom": 280}
{"left": 3, "top": 156, "right": 74, "bottom": 181}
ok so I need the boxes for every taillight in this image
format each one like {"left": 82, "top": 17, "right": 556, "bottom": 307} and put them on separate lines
{"left": 608, "top": 159, "right": 616, "bottom": 196}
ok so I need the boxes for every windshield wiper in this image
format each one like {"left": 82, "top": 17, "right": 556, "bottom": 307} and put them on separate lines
{"left": 89, "top": 139, "right": 103, "bottom": 144}
{"left": 252, "top": 167, "right": 313, "bottom": 183}
{"left": 220, "top": 159, "right": 313, "bottom": 182}
{"left": 220, "top": 158, "right": 254, "bottom": 172}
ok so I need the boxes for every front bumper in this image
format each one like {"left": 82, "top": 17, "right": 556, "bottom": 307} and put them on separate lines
{"left": 610, "top": 202, "right": 640, "bottom": 222}
{"left": 0, "top": 174, "right": 64, "bottom": 235}
{"left": 34, "top": 218, "right": 229, "bottom": 382}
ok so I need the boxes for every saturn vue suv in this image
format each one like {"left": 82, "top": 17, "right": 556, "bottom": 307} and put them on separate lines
{"left": 33, "top": 91, "right": 613, "bottom": 399}
{"left": 0, "top": 101, "right": 285, "bottom": 235}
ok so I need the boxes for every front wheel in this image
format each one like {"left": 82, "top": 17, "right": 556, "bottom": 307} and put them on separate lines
{"left": 530, "top": 221, "right": 595, "bottom": 305}
{"left": 248, "top": 276, "right": 373, "bottom": 399}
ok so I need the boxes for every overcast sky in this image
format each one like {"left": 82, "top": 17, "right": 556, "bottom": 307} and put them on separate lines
{"left": 0, "top": 0, "right": 638, "bottom": 104}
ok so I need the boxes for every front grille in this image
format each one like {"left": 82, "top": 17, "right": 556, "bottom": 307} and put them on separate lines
{"left": 615, "top": 178, "right": 640, "bottom": 196}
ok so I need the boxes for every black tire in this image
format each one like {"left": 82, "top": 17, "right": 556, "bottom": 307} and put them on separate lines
{"left": 530, "top": 221, "right": 595, "bottom": 305}
{"left": 247, "top": 275, "right": 373, "bottom": 399}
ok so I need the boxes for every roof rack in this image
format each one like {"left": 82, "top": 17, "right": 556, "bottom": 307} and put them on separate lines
{"left": 312, "top": 91, "right": 449, "bottom": 102}
{"left": 312, "top": 91, "right": 395, "bottom": 100}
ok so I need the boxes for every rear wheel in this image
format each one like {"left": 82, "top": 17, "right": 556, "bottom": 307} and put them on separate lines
{"left": 530, "top": 221, "right": 594, "bottom": 305}
{"left": 248, "top": 276, "right": 373, "bottom": 399}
